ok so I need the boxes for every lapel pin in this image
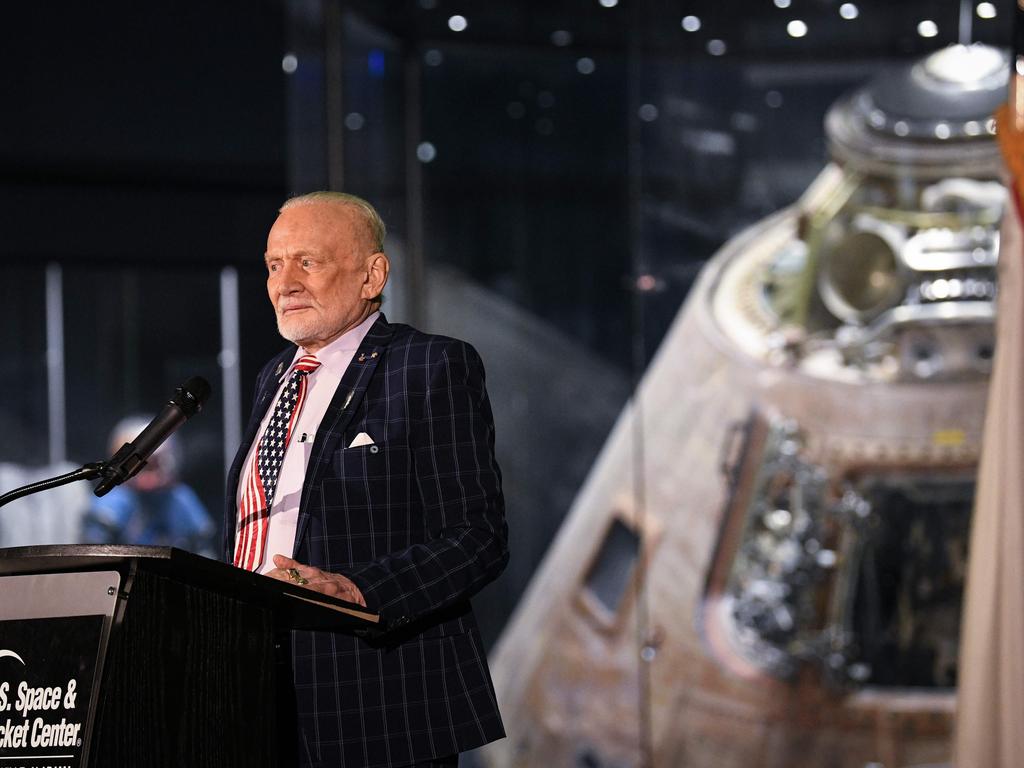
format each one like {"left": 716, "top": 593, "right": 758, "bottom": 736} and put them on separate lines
{"left": 358, "top": 353, "right": 366, "bottom": 362}
{"left": 371, "top": 351, "right": 378, "bottom": 359}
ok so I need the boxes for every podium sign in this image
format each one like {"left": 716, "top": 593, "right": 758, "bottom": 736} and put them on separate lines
{"left": 0, "top": 571, "right": 120, "bottom": 768}
{"left": 0, "top": 546, "right": 379, "bottom": 767}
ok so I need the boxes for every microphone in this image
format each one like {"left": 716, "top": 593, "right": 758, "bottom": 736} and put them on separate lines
{"left": 93, "top": 376, "right": 212, "bottom": 497}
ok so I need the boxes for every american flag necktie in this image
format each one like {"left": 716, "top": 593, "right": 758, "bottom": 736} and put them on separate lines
{"left": 234, "top": 354, "right": 321, "bottom": 570}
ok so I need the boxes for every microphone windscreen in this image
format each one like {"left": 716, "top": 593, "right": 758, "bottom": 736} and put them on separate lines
{"left": 175, "top": 376, "right": 212, "bottom": 416}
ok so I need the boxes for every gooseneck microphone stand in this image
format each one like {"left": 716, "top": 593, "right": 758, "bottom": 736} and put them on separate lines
{"left": 0, "top": 462, "right": 117, "bottom": 510}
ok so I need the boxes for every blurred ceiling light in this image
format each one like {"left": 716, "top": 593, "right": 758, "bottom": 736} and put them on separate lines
{"left": 917, "top": 19, "right": 939, "bottom": 37}
{"left": 551, "top": 30, "right": 573, "bottom": 46}
{"left": 577, "top": 57, "right": 596, "bottom": 74}
{"left": 281, "top": 53, "right": 298, "bottom": 74}
{"left": 707, "top": 39, "right": 727, "bottom": 56}
{"left": 681, "top": 15, "right": 701, "bottom": 32}
{"left": 638, "top": 104, "right": 659, "bottom": 122}
{"left": 731, "top": 112, "right": 759, "bottom": 131}
{"left": 424, "top": 49, "right": 443, "bottom": 66}
{"left": 448, "top": 15, "right": 468, "bottom": 32}
{"left": 976, "top": 2, "right": 997, "bottom": 19}
{"left": 839, "top": 3, "right": 859, "bottom": 20}
{"left": 787, "top": 20, "right": 808, "bottom": 37}
{"left": 635, "top": 274, "right": 660, "bottom": 292}
{"left": 765, "top": 90, "right": 784, "bottom": 108}
{"left": 416, "top": 142, "right": 437, "bottom": 162}
{"left": 598, "top": 0, "right": 618, "bottom": 7}
{"left": 344, "top": 112, "right": 365, "bottom": 131}
{"left": 774, "top": 0, "right": 791, "bottom": 8}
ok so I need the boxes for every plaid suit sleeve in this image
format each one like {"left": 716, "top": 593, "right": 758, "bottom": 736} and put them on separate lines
{"left": 344, "top": 339, "right": 509, "bottom": 622}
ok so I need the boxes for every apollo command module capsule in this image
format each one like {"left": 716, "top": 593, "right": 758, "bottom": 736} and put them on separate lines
{"left": 482, "top": 44, "right": 1009, "bottom": 768}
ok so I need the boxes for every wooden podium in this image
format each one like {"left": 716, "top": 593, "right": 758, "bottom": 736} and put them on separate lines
{"left": 0, "top": 545, "right": 380, "bottom": 768}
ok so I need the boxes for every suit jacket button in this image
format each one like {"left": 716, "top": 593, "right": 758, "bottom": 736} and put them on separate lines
{"left": 369, "top": 445, "right": 379, "bottom": 454}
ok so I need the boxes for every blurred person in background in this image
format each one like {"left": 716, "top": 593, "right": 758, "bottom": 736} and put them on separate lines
{"left": 81, "top": 415, "right": 216, "bottom": 556}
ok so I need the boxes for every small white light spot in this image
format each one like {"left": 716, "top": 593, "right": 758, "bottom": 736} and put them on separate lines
{"left": 765, "top": 508, "right": 792, "bottom": 530}
{"left": 976, "top": 2, "right": 997, "bottom": 20}
{"left": 344, "top": 112, "right": 365, "bottom": 131}
{"left": 551, "top": 30, "right": 573, "bottom": 47}
{"left": 416, "top": 142, "right": 437, "bottom": 162}
{"left": 707, "top": 39, "right": 727, "bottom": 56}
{"left": 774, "top": 0, "right": 791, "bottom": 7}
{"left": 917, "top": 19, "right": 939, "bottom": 38}
{"left": 894, "top": 120, "right": 910, "bottom": 136}
{"left": 839, "top": 3, "right": 859, "bottom": 20}
{"left": 599, "top": 0, "right": 619, "bottom": 6}
{"left": 537, "top": 90, "right": 556, "bottom": 108}
{"left": 576, "top": 57, "right": 596, "bottom": 74}
{"left": 787, "top": 19, "right": 808, "bottom": 37}
{"left": 934, "top": 122, "right": 951, "bottom": 139}
{"left": 765, "top": 90, "right": 783, "bottom": 108}
{"left": 282, "top": 53, "right": 298, "bottom": 74}
{"left": 681, "top": 15, "right": 701, "bottom": 32}
{"left": 965, "top": 120, "right": 981, "bottom": 135}
{"left": 638, "top": 103, "right": 659, "bottom": 122}
{"left": 448, "top": 15, "right": 468, "bottom": 32}
{"left": 424, "top": 49, "right": 444, "bottom": 66}
{"left": 506, "top": 101, "right": 526, "bottom": 119}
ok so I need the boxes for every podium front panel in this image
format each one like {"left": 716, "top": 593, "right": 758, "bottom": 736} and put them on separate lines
{"left": 0, "top": 570, "right": 120, "bottom": 768}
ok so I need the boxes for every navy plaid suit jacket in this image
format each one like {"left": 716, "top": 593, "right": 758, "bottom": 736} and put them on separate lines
{"left": 224, "top": 315, "right": 508, "bottom": 767}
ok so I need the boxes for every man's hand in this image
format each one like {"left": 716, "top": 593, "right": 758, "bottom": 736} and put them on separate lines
{"left": 267, "top": 554, "right": 367, "bottom": 607}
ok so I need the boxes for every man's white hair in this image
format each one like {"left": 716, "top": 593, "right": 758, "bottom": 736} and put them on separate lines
{"left": 280, "top": 191, "right": 386, "bottom": 252}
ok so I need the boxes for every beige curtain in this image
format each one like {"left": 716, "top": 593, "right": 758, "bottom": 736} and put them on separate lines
{"left": 954, "top": 166, "right": 1024, "bottom": 766}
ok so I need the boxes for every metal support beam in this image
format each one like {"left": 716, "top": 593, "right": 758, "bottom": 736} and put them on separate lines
{"left": 325, "top": 0, "right": 346, "bottom": 190}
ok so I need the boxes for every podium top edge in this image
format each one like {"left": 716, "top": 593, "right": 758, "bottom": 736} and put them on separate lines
{"left": 0, "top": 543, "right": 178, "bottom": 562}
{"left": 0, "top": 544, "right": 381, "bottom": 629}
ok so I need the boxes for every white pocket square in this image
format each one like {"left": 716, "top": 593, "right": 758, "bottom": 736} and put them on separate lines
{"left": 347, "top": 432, "right": 375, "bottom": 448}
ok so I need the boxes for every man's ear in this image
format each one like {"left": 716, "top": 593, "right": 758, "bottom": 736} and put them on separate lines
{"left": 362, "top": 252, "right": 390, "bottom": 300}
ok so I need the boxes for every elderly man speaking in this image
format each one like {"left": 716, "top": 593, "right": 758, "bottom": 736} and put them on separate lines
{"left": 225, "top": 191, "right": 508, "bottom": 768}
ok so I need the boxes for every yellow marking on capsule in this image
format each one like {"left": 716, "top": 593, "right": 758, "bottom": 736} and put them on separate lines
{"left": 932, "top": 429, "right": 966, "bottom": 447}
